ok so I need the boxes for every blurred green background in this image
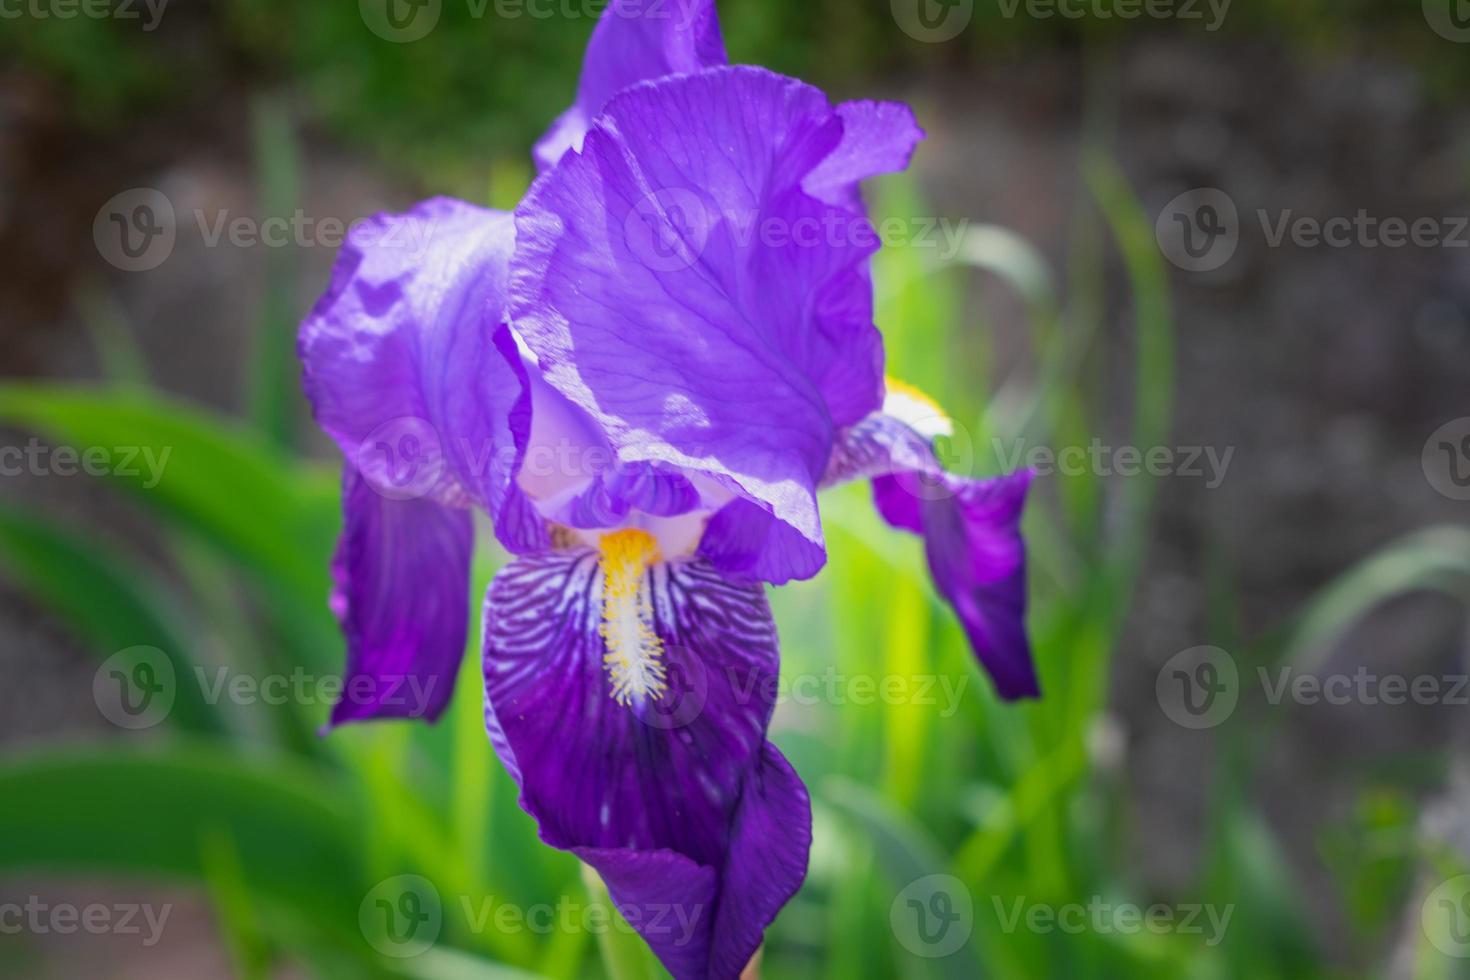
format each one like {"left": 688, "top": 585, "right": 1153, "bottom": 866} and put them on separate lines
{"left": 3, "top": 0, "right": 1470, "bottom": 977}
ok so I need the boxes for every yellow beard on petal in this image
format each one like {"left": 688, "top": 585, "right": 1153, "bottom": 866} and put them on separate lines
{"left": 597, "top": 528, "right": 668, "bottom": 706}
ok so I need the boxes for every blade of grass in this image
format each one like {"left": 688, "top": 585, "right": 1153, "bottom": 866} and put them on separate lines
{"left": 1081, "top": 152, "right": 1176, "bottom": 637}
{"left": 249, "top": 96, "right": 304, "bottom": 451}
{"left": 0, "top": 383, "right": 337, "bottom": 600}
{"left": 75, "top": 279, "right": 151, "bottom": 387}
{"left": 1278, "top": 526, "right": 1470, "bottom": 673}
{"left": 0, "top": 743, "right": 370, "bottom": 946}
{"left": 200, "top": 825, "right": 273, "bottom": 980}
{"left": 0, "top": 504, "right": 223, "bottom": 734}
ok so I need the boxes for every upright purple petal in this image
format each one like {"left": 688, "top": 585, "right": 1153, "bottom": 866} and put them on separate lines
{"left": 803, "top": 101, "right": 925, "bottom": 209}
{"left": 828, "top": 410, "right": 1039, "bottom": 700}
{"left": 300, "top": 198, "right": 544, "bottom": 726}
{"left": 328, "top": 469, "right": 471, "bottom": 726}
{"left": 300, "top": 197, "right": 542, "bottom": 552}
{"left": 483, "top": 551, "right": 809, "bottom": 979}
{"left": 534, "top": 0, "right": 727, "bottom": 171}
{"left": 513, "top": 67, "right": 919, "bottom": 584}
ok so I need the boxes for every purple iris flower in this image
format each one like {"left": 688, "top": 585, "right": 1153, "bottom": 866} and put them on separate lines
{"left": 299, "top": 2, "right": 1037, "bottom": 976}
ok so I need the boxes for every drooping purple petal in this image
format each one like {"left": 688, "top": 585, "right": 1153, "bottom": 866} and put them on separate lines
{"left": 899, "top": 469, "right": 1037, "bottom": 700}
{"left": 513, "top": 67, "right": 921, "bottom": 584}
{"left": 533, "top": 0, "right": 727, "bottom": 172}
{"left": 328, "top": 469, "right": 471, "bottom": 726}
{"left": 575, "top": 744, "right": 809, "bottom": 980}
{"left": 300, "top": 196, "right": 544, "bottom": 553}
{"left": 483, "top": 550, "right": 809, "bottom": 979}
{"left": 697, "top": 497, "right": 827, "bottom": 586}
{"left": 828, "top": 411, "right": 1040, "bottom": 700}
{"left": 707, "top": 743, "right": 811, "bottom": 978}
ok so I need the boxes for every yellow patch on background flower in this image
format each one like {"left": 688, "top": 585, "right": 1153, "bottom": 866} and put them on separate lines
{"left": 884, "top": 376, "right": 954, "bottom": 441}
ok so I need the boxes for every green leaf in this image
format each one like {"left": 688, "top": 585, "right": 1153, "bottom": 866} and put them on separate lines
{"left": 392, "top": 947, "right": 549, "bottom": 980}
{"left": 0, "top": 504, "right": 222, "bottom": 734}
{"left": 1281, "top": 526, "right": 1470, "bottom": 673}
{"left": 75, "top": 280, "right": 151, "bottom": 387}
{"left": 249, "top": 96, "right": 305, "bottom": 451}
{"left": 822, "top": 778, "right": 980, "bottom": 980}
{"left": 200, "top": 825, "right": 273, "bottom": 980}
{"left": 0, "top": 744, "right": 369, "bottom": 945}
{"left": 1083, "top": 152, "right": 1175, "bottom": 630}
{"left": 0, "top": 383, "right": 338, "bottom": 600}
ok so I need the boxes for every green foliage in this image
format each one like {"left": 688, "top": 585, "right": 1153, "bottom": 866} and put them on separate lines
{"left": 0, "top": 163, "right": 1460, "bottom": 978}
{"left": 5, "top": 1, "right": 1464, "bottom": 174}
{"left": 3, "top": 32, "right": 1470, "bottom": 976}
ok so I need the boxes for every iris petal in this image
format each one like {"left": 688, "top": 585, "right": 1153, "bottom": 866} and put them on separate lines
{"left": 828, "top": 411, "right": 1040, "bottom": 700}
{"left": 513, "top": 66, "right": 919, "bottom": 584}
{"left": 300, "top": 196, "right": 543, "bottom": 551}
{"left": 300, "top": 198, "right": 544, "bottom": 726}
{"left": 328, "top": 469, "right": 472, "bottom": 725}
{"left": 803, "top": 101, "right": 926, "bottom": 209}
{"left": 483, "top": 550, "right": 809, "bottom": 979}
{"left": 533, "top": 0, "right": 727, "bottom": 172}
{"left": 698, "top": 498, "right": 827, "bottom": 586}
